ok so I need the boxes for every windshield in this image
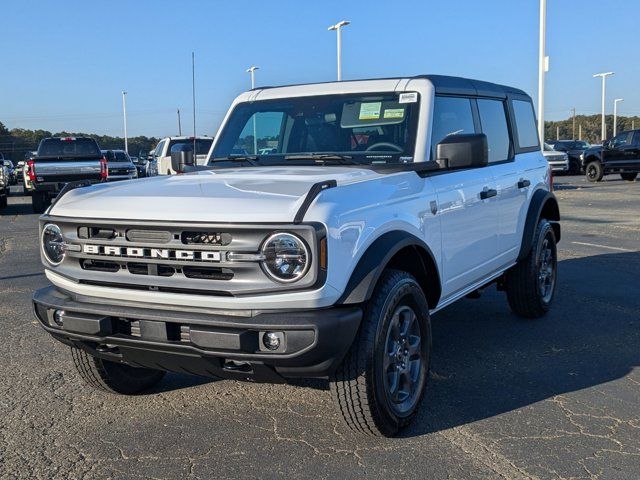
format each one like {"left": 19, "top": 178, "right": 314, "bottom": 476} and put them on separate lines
{"left": 168, "top": 138, "right": 212, "bottom": 156}
{"left": 210, "top": 93, "right": 419, "bottom": 165}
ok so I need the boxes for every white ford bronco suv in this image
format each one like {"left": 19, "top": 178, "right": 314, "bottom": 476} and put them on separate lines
{"left": 33, "top": 75, "right": 560, "bottom": 437}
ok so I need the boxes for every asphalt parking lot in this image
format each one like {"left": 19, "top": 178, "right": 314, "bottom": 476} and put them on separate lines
{"left": 1, "top": 176, "right": 638, "bottom": 479}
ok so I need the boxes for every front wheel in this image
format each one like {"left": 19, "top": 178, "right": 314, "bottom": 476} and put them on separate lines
{"left": 505, "top": 219, "right": 558, "bottom": 319}
{"left": 330, "top": 269, "right": 431, "bottom": 437}
{"left": 71, "top": 347, "right": 165, "bottom": 394}
{"left": 585, "top": 161, "right": 604, "bottom": 182}
{"left": 621, "top": 172, "right": 638, "bottom": 182}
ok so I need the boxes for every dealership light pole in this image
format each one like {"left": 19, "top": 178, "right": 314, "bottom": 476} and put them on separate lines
{"left": 613, "top": 98, "right": 623, "bottom": 136}
{"left": 121, "top": 91, "right": 128, "bottom": 153}
{"left": 328, "top": 20, "right": 350, "bottom": 81}
{"left": 593, "top": 72, "right": 614, "bottom": 141}
{"left": 537, "top": 0, "right": 548, "bottom": 144}
{"left": 246, "top": 66, "right": 259, "bottom": 154}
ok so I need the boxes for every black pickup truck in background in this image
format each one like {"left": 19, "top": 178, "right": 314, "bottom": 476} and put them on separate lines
{"left": 26, "top": 137, "right": 107, "bottom": 212}
{"left": 582, "top": 129, "right": 640, "bottom": 183}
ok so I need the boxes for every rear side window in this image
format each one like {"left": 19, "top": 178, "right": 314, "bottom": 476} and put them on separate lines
{"left": 38, "top": 138, "right": 101, "bottom": 157}
{"left": 430, "top": 96, "right": 476, "bottom": 160}
{"left": 477, "top": 99, "right": 511, "bottom": 163}
{"left": 512, "top": 100, "right": 539, "bottom": 149}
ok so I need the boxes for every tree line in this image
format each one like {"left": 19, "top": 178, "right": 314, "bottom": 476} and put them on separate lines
{"left": 0, "top": 121, "right": 159, "bottom": 161}
{"left": 544, "top": 114, "right": 640, "bottom": 144}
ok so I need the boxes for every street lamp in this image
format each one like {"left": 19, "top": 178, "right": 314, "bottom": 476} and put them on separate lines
{"left": 537, "top": 0, "right": 548, "bottom": 144}
{"left": 121, "top": 91, "right": 128, "bottom": 153}
{"left": 328, "top": 20, "right": 350, "bottom": 81}
{"left": 613, "top": 98, "right": 623, "bottom": 137}
{"left": 246, "top": 66, "right": 259, "bottom": 154}
{"left": 593, "top": 72, "right": 614, "bottom": 141}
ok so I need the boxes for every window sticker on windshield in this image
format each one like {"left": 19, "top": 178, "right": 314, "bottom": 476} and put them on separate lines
{"left": 383, "top": 108, "right": 405, "bottom": 119}
{"left": 399, "top": 92, "right": 418, "bottom": 104}
{"left": 359, "top": 102, "right": 381, "bottom": 120}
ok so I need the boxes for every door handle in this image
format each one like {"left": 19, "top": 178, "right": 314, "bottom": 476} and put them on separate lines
{"left": 480, "top": 188, "right": 497, "bottom": 200}
{"left": 517, "top": 179, "right": 531, "bottom": 189}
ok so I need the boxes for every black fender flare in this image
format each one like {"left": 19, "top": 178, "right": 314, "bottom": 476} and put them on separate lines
{"left": 517, "top": 189, "right": 561, "bottom": 262}
{"left": 336, "top": 230, "right": 441, "bottom": 307}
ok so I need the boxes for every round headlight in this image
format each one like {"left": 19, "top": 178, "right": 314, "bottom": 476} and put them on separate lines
{"left": 261, "top": 233, "right": 310, "bottom": 283}
{"left": 41, "top": 223, "right": 65, "bottom": 265}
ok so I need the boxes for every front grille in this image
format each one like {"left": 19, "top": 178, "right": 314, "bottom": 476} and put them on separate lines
{"left": 49, "top": 218, "right": 321, "bottom": 296}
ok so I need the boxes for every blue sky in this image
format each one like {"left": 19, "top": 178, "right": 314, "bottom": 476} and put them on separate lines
{"left": 2, "top": 0, "right": 639, "bottom": 137}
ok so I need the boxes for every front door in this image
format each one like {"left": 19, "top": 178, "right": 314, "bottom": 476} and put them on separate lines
{"left": 429, "top": 95, "right": 500, "bottom": 300}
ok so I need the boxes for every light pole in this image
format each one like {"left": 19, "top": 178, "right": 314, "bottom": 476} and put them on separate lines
{"left": 246, "top": 66, "right": 259, "bottom": 154}
{"left": 121, "top": 91, "right": 128, "bottom": 153}
{"left": 593, "top": 72, "right": 614, "bottom": 141}
{"left": 613, "top": 98, "right": 623, "bottom": 136}
{"left": 537, "top": 0, "right": 548, "bottom": 144}
{"left": 328, "top": 20, "right": 350, "bottom": 81}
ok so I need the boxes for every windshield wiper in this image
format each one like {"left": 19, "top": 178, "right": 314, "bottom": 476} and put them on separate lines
{"left": 210, "top": 155, "right": 260, "bottom": 166}
{"left": 283, "top": 154, "right": 363, "bottom": 165}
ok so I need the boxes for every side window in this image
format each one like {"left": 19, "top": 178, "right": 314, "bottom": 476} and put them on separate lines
{"left": 512, "top": 100, "right": 539, "bottom": 149}
{"left": 610, "top": 132, "right": 631, "bottom": 148}
{"left": 430, "top": 96, "right": 476, "bottom": 160}
{"left": 477, "top": 99, "right": 511, "bottom": 163}
{"left": 634, "top": 132, "right": 640, "bottom": 146}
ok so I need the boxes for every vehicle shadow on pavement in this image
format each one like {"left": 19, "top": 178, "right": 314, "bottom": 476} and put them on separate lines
{"left": 1, "top": 201, "right": 33, "bottom": 216}
{"left": 403, "top": 251, "right": 640, "bottom": 438}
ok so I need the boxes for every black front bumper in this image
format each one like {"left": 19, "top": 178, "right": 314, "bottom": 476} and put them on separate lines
{"left": 33, "top": 286, "right": 362, "bottom": 382}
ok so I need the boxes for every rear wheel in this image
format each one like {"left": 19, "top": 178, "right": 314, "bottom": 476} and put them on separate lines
{"left": 621, "top": 172, "right": 637, "bottom": 182}
{"left": 505, "top": 219, "right": 557, "bottom": 319}
{"left": 330, "top": 269, "right": 431, "bottom": 437}
{"left": 585, "top": 161, "right": 604, "bottom": 182}
{"left": 71, "top": 347, "right": 165, "bottom": 395}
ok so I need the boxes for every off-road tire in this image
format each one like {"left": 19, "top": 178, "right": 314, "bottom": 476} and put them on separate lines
{"left": 585, "top": 161, "right": 604, "bottom": 183}
{"left": 71, "top": 347, "right": 165, "bottom": 395}
{"left": 32, "top": 192, "right": 49, "bottom": 213}
{"left": 505, "top": 219, "right": 557, "bottom": 319}
{"left": 621, "top": 172, "right": 637, "bottom": 182}
{"left": 330, "top": 269, "right": 431, "bottom": 437}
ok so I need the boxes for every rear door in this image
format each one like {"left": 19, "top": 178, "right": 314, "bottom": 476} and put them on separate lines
{"left": 477, "top": 97, "right": 529, "bottom": 267}
{"left": 429, "top": 96, "right": 500, "bottom": 299}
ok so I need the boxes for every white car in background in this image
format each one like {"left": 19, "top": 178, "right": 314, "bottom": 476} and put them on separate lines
{"left": 152, "top": 136, "right": 213, "bottom": 175}
{"left": 543, "top": 142, "right": 569, "bottom": 173}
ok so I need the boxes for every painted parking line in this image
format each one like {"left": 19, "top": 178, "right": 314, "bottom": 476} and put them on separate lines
{"left": 571, "top": 241, "right": 634, "bottom": 252}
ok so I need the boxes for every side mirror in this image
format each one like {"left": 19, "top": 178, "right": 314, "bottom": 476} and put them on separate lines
{"left": 170, "top": 144, "right": 195, "bottom": 173}
{"left": 436, "top": 133, "right": 488, "bottom": 169}
{"left": 602, "top": 139, "right": 610, "bottom": 149}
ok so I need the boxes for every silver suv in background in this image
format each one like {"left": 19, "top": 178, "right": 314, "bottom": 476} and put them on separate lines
{"left": 543, "top": 142, "right": 569, "bottom": 173}
{"left": 101, "top": 150, "right": 138, "bottom": 181}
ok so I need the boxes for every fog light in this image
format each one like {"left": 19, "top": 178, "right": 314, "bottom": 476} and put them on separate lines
{"left": 263, "top": 332, "right": 282, "bottom": 351}
{"left": 53, "top": 309, "right": 65, "bottom": 327}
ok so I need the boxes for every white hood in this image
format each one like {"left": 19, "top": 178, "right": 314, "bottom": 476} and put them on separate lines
{"left": 49, "top": 166, "right": 381, "bottom": 222}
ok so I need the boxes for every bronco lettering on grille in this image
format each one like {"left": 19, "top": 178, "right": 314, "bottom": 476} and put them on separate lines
{"left": 82, "top": 244, "right": 221, "bottom": 262}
